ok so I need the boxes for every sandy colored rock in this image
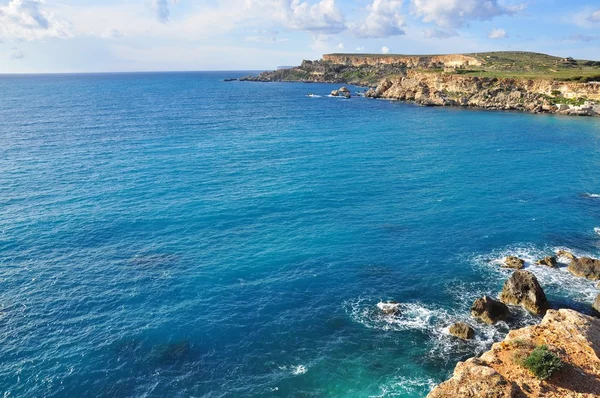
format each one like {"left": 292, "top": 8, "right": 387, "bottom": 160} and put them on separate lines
{"left": 536, "top": 256, "right": 557, "bottom": 268}
{"left": 428, "top": 309, "right": 600, "bottom": 397}
{"left": 499, "top": 270, "right": 549, "bottom": 315}
{"left": 504, "top": 256, "right": 525, "bottom": 270}
{"left": 449, "top": 322, "right": 475, "bottom": 340}
{"left": 567, "top": 257, "right": 600, "bottom": 280}
{"left": 557, "top": 250, "right": 577, "bottom": 261}
{"left": 593, "top": 294, "right": 600, "bottom": 314}
{"left": 471, "top": 296, "right": 510, "bottom": 325}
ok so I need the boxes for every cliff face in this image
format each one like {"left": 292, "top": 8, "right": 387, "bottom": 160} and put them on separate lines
{"left": 366, "top": 71, "right": 600, "bottom": 116}
{"left": 322, "top": 53, "right": 483, "bottom": 68}
{"left": 427, "top": 309, "right": 600, "bottom": 397}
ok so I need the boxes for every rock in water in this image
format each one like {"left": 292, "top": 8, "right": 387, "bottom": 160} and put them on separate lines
{"left": 504, "top": 256, "right": 525, "bottom": 269}
{"left": 593, "top": 294, "right": 600, "bottom": 314}
{"left": 557, "top": 250, "right": 576, "bottom": 261}
{"left": 339, "top": 87, "right": 350, "bottom": 93}
{"left": 471, "top": 296, "right": 509, "bottom": 325}
{"left": 536, "top": 256, "right": 557, "bottom": 268}
{"left": 449, "top": 322, "right": 475, "bottom": 340}
{"left": 330, "top": 90, "right": 339, "bottom": 97}
{"left": 499, "top": 270, "right": 548, "bottom": 315}
{"left": 567, "top": 257, "right": 600, "bottom": 280}
{"left": 376, "top": 301, "right": 400, "bottom": 315}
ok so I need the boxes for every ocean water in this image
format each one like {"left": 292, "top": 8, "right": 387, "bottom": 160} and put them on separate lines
{"left": 1, "top": 71, "right": 600, "bottom": 397}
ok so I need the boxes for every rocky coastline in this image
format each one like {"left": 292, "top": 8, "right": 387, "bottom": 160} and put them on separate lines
{"left": 240, "top": 52, "right": 600, "bottom": 117}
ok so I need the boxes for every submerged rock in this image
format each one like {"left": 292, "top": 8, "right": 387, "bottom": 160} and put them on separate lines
{"left": 504, "top": 256, "right": 525, "bottom": 269}
{"left": 471, "top": 296, "right": 510, "bottom": 325}
{"left": 449, "top": 322, "right": 475, "bottom": 340}
{"left": 536, "top": 256, "right": 557, "bottom": 268}
{"left": 567, "top": 257, "right": 600, "bottom": 280}
{"left": 377, "top": 301, "right": 401, "bottom": 315}
{"left": 499, "top": 270, "right": 549, "bottom": 315}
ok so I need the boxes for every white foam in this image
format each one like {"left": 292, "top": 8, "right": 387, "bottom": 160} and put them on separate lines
{"left": 595, "top": 227, "right": 600, "bottom": 235}
{"left": 370, "top": 377, "right": 437, "bottom": 397}
{"left": 278, "top": 364, "right": 308, "bottom": 376}
{"left": 584, "top": 193, "right": 600, "bottom": 198}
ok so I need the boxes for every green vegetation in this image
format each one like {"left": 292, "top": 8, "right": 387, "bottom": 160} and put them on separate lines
{"left": 519, "top": 345, "right": 563, "bottom": 380}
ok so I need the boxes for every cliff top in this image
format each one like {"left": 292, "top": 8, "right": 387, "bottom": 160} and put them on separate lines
{"left": 427, "top": 309, "right": 600, "bottom": 397}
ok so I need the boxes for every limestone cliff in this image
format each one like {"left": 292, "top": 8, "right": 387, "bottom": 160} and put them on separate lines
{"left": 322, "top": 53, "right": 483, "bottom": 68}
{"left": 427, "top": 309, "right": 600, "bottom": 397}
{"left": 366, "top": 70, "right": 600, "bottom": 116}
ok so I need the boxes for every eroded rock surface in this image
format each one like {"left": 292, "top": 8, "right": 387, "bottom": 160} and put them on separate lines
{"left": 471, "top": 296, "right": 510, "bottom": 325}
{"left": 499, "top": 270, "right": 549, "bottom": 315}
{"left": 567, "top": 257, "right": 600, "bottom": 280}
{"left": 428, "top": 309, "right": 600, "bottom": 397}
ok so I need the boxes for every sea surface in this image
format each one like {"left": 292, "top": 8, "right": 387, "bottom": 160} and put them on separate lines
{"left": 1, "top": 71, "right": 600, "bottom": 397}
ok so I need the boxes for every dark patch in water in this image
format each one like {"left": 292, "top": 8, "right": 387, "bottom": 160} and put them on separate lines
{"left": 151, "top": 340, "right": 193, "bottom": 366}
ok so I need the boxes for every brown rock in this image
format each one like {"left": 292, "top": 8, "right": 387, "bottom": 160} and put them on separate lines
{"left": 427, "top": 309, "right": 600, "bottom": 398}
{"left": 471, "top": 296, "right": 510, "bottom": 325}
{"left": 536, "top": 256, "right": 557, "bottom": 268}
{"left": 557, "top": 250, "right": 576, "bottom": 261}
{"left": 330, "top": 89, "right": 339, "bottom": 97}
{"left": 338, "top": 86, "right": 350, "bottom": 93}
{"left": 504, "top": 256, "right": 525, "bottom": 270}
{"left": 376, "top": 301, "right": 400, "bottom": 315}
{"left": 593, "top": 294, "right": 600, "bottom": 314}
{"left": 567, "top": 257, "right": 600, "bottom": 280}
{"left": 499, "top": 270, "right": 549, "bottom": 315}
{"left": 449, "top": 322, "right": 475, "bottom": 340}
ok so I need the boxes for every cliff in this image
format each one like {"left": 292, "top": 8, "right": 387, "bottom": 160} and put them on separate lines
{"left": 239, "top": 51, "right": 600, "bottom": 117}
{"left": 427, "top": 309, "right": 600, "bottom": 397}
{"left": 366, "top": 70, "right": 600, "bottom": 116}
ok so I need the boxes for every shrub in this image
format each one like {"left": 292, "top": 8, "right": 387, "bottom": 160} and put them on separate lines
{"left": 521, "top": 345, "right": 563, "bottom": 380}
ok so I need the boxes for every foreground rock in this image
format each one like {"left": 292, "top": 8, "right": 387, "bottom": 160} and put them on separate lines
{"left": 536, "top": 256, "right": 557, "bottom": 268}
{"left": 376, "top": 301, "right": 400, "bottom": 315}
{"left": 499, "top": 270, "right": 549, "bottom": 315}
{"left": 427, "top": 309, "right": 600, "bottom": 397}
{"left": 557, "top": 250, "right": 576, "bottom": 261}
{"left": 471, "top": 296, "right": 509, "bottom": 325}
{"left": 503, "top": 256, "right": 525, "bottom": 269}
{"left": 593, "top": 294, "right": 600, "bottom": 313}
{"left": 567, "top": 257, "right": 600, "bottom": 280}
{"left": 449, "top": 322, "right": 475, "bottom": 340}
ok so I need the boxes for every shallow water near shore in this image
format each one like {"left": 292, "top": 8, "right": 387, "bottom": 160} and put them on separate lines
{"left": 1, "top": 72, "right": 600, "bottom": 397}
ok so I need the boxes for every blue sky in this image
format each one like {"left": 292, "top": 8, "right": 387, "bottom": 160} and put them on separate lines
{"left": 1, "top": 0, "right": 600, "bottom": 73}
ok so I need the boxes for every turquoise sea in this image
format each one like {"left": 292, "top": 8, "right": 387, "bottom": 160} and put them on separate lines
{"left": 1, "top": 71, "right": 600, "bottom": 397}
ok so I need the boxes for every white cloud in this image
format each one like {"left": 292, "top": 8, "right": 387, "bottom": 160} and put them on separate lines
{"left": 588, "top": 9, "right": 600, "bottom": 23}
{"left": 0, "top": 0, "right": 72, "bottom": 41}
{"left": 488, "top": 28, "right": 507, "bottom": 39}
{"left": 338, "top": 42, "right": 344, "bottom": 49}
{"left": 280, "top": 0, "right": 346, "bottom": 34}
{"left": 424, "top": 28, "right": 457, "bottom": 38}
{"left": 411, "top": 0, "right": 521, "bottom": 28}
{"left": 9, "top": 47, "right": 24, "bottom": 59}
{"left": 381, "top": 46, "right": 390, "bottom": 54}
{"left": 350, "top": 0, "right": 405, "bottom": 38}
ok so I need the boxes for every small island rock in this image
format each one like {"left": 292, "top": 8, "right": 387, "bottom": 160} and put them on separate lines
{"left": 339, "top": 87, "right": 350, "bottom": 93}
{"left": 557, "top": 250, "right": 577, "bottom": 261}
{"left": 377, "top": 301, "right": 401, "bottom": 315}
{"left": 471, "top": 296, "right": 509, "bottom": 325}
{"left": 536, "top": 256, "right": 558, "bottom": 268}
{"left": 567, "top": 257, "right": 600, "bottom": 280}
{"left": 499, "top": 270, "right": 549, "bottom": 315}
{"left": 503, "top": 256, "right": 525, "bottom": 269}
{"left": 330, "top": 90, "right": 339, "bottom": 97}
{"left": 449, "top": 322, "right": 475, "bottom": 340}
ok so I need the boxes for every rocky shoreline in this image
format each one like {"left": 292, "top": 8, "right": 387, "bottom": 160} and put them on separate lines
{"left": 240, "top": 53, "right": 600, "bottom": 117}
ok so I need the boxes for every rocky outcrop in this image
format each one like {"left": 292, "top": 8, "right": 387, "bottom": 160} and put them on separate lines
{"left": 449, "top": 322, "right": 475, "bottom": 340}
{"left": 471, "top": 296, "right": 510, "bottom": 325}
{"left": 322, "top": 53, "right": 483, "bottom": 68}
{"left": 536, "top": 256, "right": 557, "bottom": 268}
{"left": 365, "top": 70, "right": 600, "bottom": 116}
{"left": 499, "top": 270, "right": 548, "bottom": 315}
{"left": 428, "top": 309, "right": 600, "bottom": 397}
{"left": 567, "top": 257, "right": 600, "bottom": 280}
{"left": 504, "top": 256, "right": 525, "bottom": 269}
{"left": 377, "top": 301, "right": 400, "bottom": 315}
{"left": 593, "top": 295, "right": 600, "bottom": 313}
{"left": 557, "top": 250, "right": 577, "bottom": 261}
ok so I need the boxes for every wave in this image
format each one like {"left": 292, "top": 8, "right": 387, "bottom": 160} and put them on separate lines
{"left": 278, "top": 364, "right": 308, "bottom": 376}
{"left": 370, "top": 376, "right": 437, "bottom": 398}
{"left": 595, "top": 227, "right": 600, "bottom": 235}
{"left": 473, "top": 244, "right": 600, "bottom": 304}
{"left": 582, "top": 193, "right": 600, "bottom": 198}
{"left": 306, "top": 94, "right": 322, "bottom": 98}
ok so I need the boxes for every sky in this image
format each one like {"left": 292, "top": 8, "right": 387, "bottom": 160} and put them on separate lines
{"left": 1, "top": 0, "right": 600, "bottom": 73}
